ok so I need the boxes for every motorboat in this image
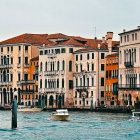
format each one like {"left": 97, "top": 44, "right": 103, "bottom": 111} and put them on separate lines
{"left": 132, "top": 109, "right": 140, "bottom": 121}
{"left": 17, "top": 106, "right": 43, "bottom": 112}
{"left": 51, "top": 109, "right": 69, "bottom": 121}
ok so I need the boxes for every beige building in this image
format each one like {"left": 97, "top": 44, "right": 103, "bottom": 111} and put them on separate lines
{"left": 118, "top": 26, "right": 140, "bottom": 107}
{"left": 0, "top": 33, "right": 49, "bottom": 106}
{"left": 38, "top": 33, "right": 119, "bottom": 108}
{"left": 73, "top": 33, "right": 119, "bottom": 108}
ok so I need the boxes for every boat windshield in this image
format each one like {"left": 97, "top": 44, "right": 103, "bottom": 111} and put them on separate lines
{"left": 133, "top": 113, "right": 140, "bottom": 117}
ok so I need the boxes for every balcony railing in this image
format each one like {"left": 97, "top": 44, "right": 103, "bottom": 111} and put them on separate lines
{"left": 75, "top": 86, "right": 89, "bottom": 92}
{"left": 0, "top": 81, "right": 12, "bottom": 86}
{"left": 119, "top": 84, "right": 140, "bottom": 89}
{"left": 17, "top": 80, "right": 36, "bottom": 85}
{"left": 47, "top": 53, "right": 57, "bottom": 58}
{"left": 124, "top": 62, "right": 134, "bottom": 68}
{"left": 24, "top": 63, "right": 30, "bottom": 68}
{"left": 0, "top": 64, "right": 13, "bottom": 69}
{"left": 44, "top": 71, "right": 59, "bottom": 76}
{"left": 17, "top": 64, "right": 21, "bottom": 68}
{"left": 21, "top": 90, "right": 34, "bottom": 94}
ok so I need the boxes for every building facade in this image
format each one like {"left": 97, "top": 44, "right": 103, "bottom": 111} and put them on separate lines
{"left": 0, "top": 33, "right": 49, "bottom": 106}
{"left": 118, "top": 26, "right": 140, "bottom": 107}
{"left": 105, "top": 53, "right": 119, "bottom": 106}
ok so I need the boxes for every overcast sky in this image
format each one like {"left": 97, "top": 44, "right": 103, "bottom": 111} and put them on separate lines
{"left": 0, "top": 0, "right": 140, "bottom": 41}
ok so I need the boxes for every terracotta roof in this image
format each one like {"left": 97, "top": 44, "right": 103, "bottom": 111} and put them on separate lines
{"left": 47, "top": 33, "right": 70, "bottom": 39}
{"left": 30, "top": 56, "right": 39, "bottom": 61}
{"left": 0, "top": 33, "right": 50, "bottom": 45}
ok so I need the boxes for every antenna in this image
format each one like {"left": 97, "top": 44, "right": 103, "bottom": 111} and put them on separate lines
{"left": 95, "top": 27, "right": 96, "bottom": 37}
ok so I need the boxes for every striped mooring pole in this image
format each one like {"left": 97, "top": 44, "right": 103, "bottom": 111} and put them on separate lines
{"left": 11, "top": 99, "right": 17, "bottom": 129}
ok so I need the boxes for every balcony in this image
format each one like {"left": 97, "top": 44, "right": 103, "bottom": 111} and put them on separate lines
{"left": 44, "top": 71, "right": 59, "bottom": 76}
{"left": 0, "top": 64, "right": 13, "bottom": 69}
{"left": 0, "top": 81, "right": 12, "bottom": 86}
{"left": 21, "top": 90, "right": 34, "bottom": 94}
{"left": 44, "top": 88, "right": 59, "bottom": 93}
{"left": 47, "top": 53, "right": 57, "bottom": 59}
{"left": 119, "top": 84, "right": 140, "bottom": 90}
{"left": 124, "top": 62, "right": 134, "bottom": 68}
{"left": 17, "top": 64, "right": 21, "bottom": 68}
{"left": 24, "top": 63, "right": 30, "bottom": 68}
{"left": 17, "top": 80, "right": 36, "bottom": 85}
{"left": 75, "top": 86, "right": 89, "bottom": 92}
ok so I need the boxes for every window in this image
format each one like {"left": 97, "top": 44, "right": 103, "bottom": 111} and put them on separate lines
{"left": 76, "top": 65, "right": 78, "bottom": 72}
{"left": 87, "top": 78, "right": 89, "bottom": 86}
{"left": 40, "top": 62, "right": 43, "bottom": 71}
{"left": 18, "top": 46, "right": 21, "bottom": 51}
{"left": 45, "top": 62, "right": 47, "bottom": 71}
{"left": 80, "top": 64, "right": 82, "bottom": 72}
{"left": 61, "top": 48, "right": 66, "bottom": 53}
{"left": 120, "top": 37, "right": 122, "bottom": 43}
{"left": 45, "top": 79, "right": 47, "bottom": 88}
{"left": 101, "top": 53, "right": 105, "bottom": 59}
{"left": 40, "top": 51, "right": 43, "bottom": 55}
{"left": 24, "top": 74, "right": 28, "bottom": 81}
{"left": 62, "top": 78, "right": 64, "bottom": 88}
{"left": 87, "top": 54, "right": 89, "bottom": 60}
{"left": 75, "top": 92, "right": 77, "bottom": 98}
{"left": 18, "top": 73, "right": 20, "bottom": 81}
{"left": 101, "top": 64, "right": 104, "bottom": 71}
{"left": 76, "top": 55, "right": 78, "bottom": 61}
{"left": 106, "top": 71, "right": 109, "bottom": 79}
{"left": 69, "top": 48, "right": 73, "bottom": 53}
{"left": 57, "top": 61, "right": 60, "bottom": 71}
{"left": 69, "top": 61, "right": 72, "bottom": 72}
{"left": 11, "top": 58, "right": 13, "bottom": 64}
{"left": 101, "top": 101, "right": 104, "bottom": 105}
{"left": 25, "top": 57, "right": 28, "bottom": 64}
{"left": 76, "top": 78, "right": 78, "bottom": 86}
{"left": 91, "top": 91, "right": 93, "bottom": 97}
{"left": 55, "top": 49, "right": 60, "bottom": 54}
{"left": 44, "top": 50, "right": 48, "bottom": 54}
{"left": 11, "top": 46, "right": 13, "bottom": 52}
{"left": 127, "top": 35, "right": 129, "bottom": 42}
{"left": 92, "top": 53, "right": 94, "bottom": 59}
{"left": 62, "top": 60, "right": 65, "bottom": 70}
{"left": 124, "top": 36, "right": 126, "bottom": 42}
{"left": 69, "top": 80, "right": 73, "bottom": 89}
{"left": 7, "top": 47, "right": 9, "bottom": 52}
{"left": 10, "top": 74, "right": 13, "bottom": 82}
{"left": 57, "top": 79, "right": 59, "bottom": 88}
{"left": 101, "top": 77, "right": 104, "bottom": 86}
{"left": 92, "top": 78, "right": 94, "bottom": 86}
{"left": 80, "top": 54, "right": 82, "bottom": 60}
{"left": 40, "top": 79, "right": 42, "bottom": 88}
{"left": 135, "top": 33, "right": 137, "bottom": 40}
{"left": 132, "top": 34, "right": 134, "bottom": 41}
{"left": 25, "top": 46, "right": 28, "bottom": 51}
{"left": 1, "top": 47, "right": 3, "bottom": 52}
{"left": 101, "top": 91, "right": 104, "bottom": 97}
{"left": 92, "top": 64, "right": 94, "bottom": 71}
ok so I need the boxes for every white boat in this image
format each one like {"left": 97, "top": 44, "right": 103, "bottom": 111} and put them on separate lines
{"left": 17, "top": 106, "right": 43, "bottom": 112}
{"left": 51, "top": 109, "right": 69, "bottom": 121}
{"left": 132, "top": 110, "right": 140, "bottom": 121}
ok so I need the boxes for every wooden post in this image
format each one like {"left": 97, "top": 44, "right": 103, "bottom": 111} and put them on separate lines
{"left": 12, "top": 99, "right": 17, "bottom": 129}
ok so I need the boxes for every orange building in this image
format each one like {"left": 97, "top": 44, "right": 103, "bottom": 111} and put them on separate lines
{"left": 20, "top": 56, "right": 39, "bottom": 106}
{"left": 105, "top": 53, "right": 119, "bottom": 106}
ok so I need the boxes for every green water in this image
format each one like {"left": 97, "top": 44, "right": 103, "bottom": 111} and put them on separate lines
{"left": 0, "top": 111, "right": 139, "bottom": 140}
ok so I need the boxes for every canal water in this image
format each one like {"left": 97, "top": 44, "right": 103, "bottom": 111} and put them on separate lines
{"left": 0, "top": 111, "right": 139, "bottom": 140}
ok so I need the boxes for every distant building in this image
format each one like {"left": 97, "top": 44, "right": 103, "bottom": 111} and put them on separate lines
{"left": 105, "top": 53, "right": 119, "bottom": 107}
{"left": 118, "top": 26, "right": 140, "bottom": 107}
{"left": 73, "top": 32, "right": 119, "bottom": 109}
{"left": 0, "top": 33, "right": 49, "bottom": 106}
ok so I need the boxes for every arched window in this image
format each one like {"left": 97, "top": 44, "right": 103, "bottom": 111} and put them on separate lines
{"left": 69, "top": 61, "right": 72, "bottom": 72}
{"left": 45, "top": 79, "right": 47, "bottom": 88}
{"left": 45, "top": 62, "right": 47, "bottom": 71}
{"left": 76, "top": 65, "right": 78, "bottom": 72}
{"left": 40, "top": 79, "right": 42, "bottom": 88}
{"left": 40, "top": 62, "right": 43, "bottom": 71}
{"left": 62, "top": 60, "right": 65, "bottom": 70}
{"left": 57, "top": 61, "right": 60, "bottom": 71}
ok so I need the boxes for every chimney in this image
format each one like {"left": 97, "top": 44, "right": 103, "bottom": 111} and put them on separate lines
{"left": 123, "top": 29, "right": 126, "bottom": 32}
{"left": 106, "top": 32, "right": 113, "bottom": 54}
{"left": 102, "top": 37, "right": 105, "bottom": 43}
{"left": 94, "top": 37, "right": 97, "bottom": 40}
{"left": 98, "top": 44, "right": 100, "bottom": 49}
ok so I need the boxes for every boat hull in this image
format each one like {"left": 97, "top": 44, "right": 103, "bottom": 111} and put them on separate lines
{"left": 18, "top": 108, "right": 43, "bottom": 112}
{"left": 51, "top": 115, "right": 69, "bottom": 121}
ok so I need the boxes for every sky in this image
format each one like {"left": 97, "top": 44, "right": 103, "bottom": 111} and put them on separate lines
{"left": 0, "top": 0, "right": 140, "bottom": 41}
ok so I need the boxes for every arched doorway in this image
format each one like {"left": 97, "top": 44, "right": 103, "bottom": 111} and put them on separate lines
{"left": 49, "top": 95, "right": 54, "bottom": 106}
{"left": 45, "top": 95, "right": 47, "bottom": 106}
{"left": 58, "top": 96, "right": 62, "bottom": 108}
{"left": 3, "top": 88, "right": 7, "bottom": 105}
{"left": 128, "top": 94, "right": 132, "bottom": 105}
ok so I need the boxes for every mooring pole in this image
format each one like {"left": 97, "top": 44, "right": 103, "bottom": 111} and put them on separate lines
{"left": 12, "top": 99, "right": 17, "bottom": 129}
